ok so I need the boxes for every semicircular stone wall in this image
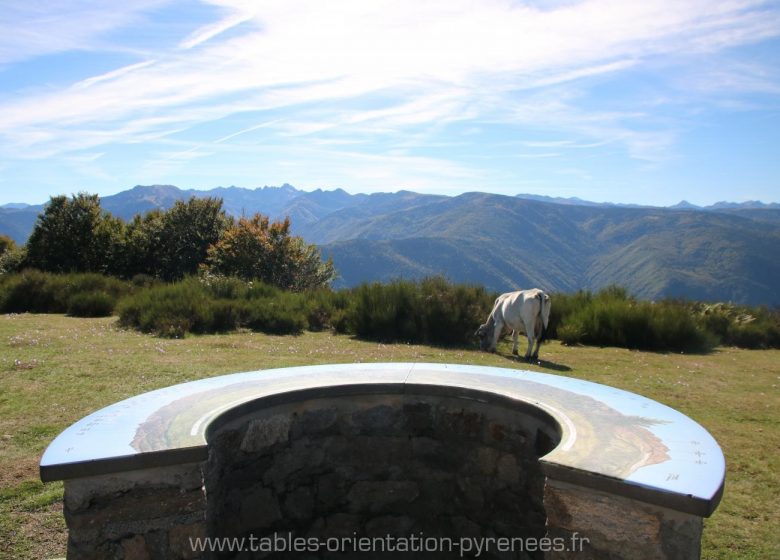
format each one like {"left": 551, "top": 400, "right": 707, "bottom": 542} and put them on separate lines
{"left": 204, "top": 389, "right": 560, "bottom": 558}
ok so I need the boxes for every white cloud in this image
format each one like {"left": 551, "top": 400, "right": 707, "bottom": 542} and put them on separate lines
{"left": 0, "top": 1, "right": 170, "bottom": 65}
{"left": 0, "top": 0, "right": 778, "bottom": 166}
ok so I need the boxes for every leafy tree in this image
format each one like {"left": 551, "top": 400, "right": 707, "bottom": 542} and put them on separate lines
{"left": 0, "top": 235, "right": 15, "bottom": 256}
{"left": 0, "top": 245, "right": 26, "bottom": 275}
{"left": 156, "top": 197, "right": 231, "bottom": 280}
{"left": 119, "top": 210, "right": 166, "bottom": 278}
{"left": 25, "top": 193, "right": 124, "bottom": 273}
{"left": 203, "top": 214, "right": 336, "bottom": 291}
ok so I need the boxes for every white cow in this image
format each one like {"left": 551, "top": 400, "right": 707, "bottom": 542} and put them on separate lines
{"left": 475, "top": 289, "right": 551, "bottom": 361}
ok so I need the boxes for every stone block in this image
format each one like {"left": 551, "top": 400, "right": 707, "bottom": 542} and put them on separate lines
{"left": 168, "top": 522, "right": 207, "bottom": 559}
{"left": 474, "top": 446, "right": 499, "bottom": 475}
{"left": 402, "top": 402, "right": 433, "bottom": 434}
{"left": 346, "top": 481, "right": 419, "bottom": 513}
{"left": 319, "top": 513, "right": 362, "bottom": 538}
{"left": 411, "top": 436, "right": 463, "bottom": 472}
{"left": 450, "top": 515, "right": 482, "bottom": 539}
{"left": 241, "top": 414, "right": 292, "bottom": 453}
{"left": 283, "top": 486, "right": 315, "bottom": 521}
{"left": 238, "top": 485, "right": 281, "bottom": 532}
{"left": 120, "top": 534, "right": 150, "bottom": 560}
{"left": 496, "top": 453, "right": 520, "bottom": 486}
{"left": 64, "top": 463, "right": 204, "bottom": 513}
{"left": 262, "top": 444, "right": 325, "bottom": 492}
{"left": 293, "top": 407, "right": 339, "bottom": 437}
{"left": 436, "top": 408, "right": 484, "bottom": 440}
{"left": 351, "top": 404, "right": 400, "bottom": 434}
{"left": 544, "top": 479, "right": 703, "bottom": 560}
{"left": 365, "top": 514, "right": 415, "bottom": 537}
{"left": 456, "top": 477, "right": 484, "bottom": 511}
{"left": 317, "top": 472, "right": 347, "bottom": 509}
{"left": 66, "top": 486, "right": 205, "bottom": 543}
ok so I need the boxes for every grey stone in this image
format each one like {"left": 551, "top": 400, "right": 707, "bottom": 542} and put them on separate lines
{"left": 294, "top": 407, "right": 339, "bottom": 436}
{"left": 238, "top": 486, "right": 281, "bottom": 531}
{"left": 346, "top": 481, "right": 419, "bottom": 513}
{"left": 64, "top": 463, "right": 204, "bottom": 512}
{"left": 168, "top": 522, "right": 207, "bottom": 559}
{"left": 450, "top": 515, "right": 482, "bottom": 539}
{"left": 263, "top": 444, "right": 325, "bottom": 492}
{"left": 474, "top": 446, "right": 499, "bottom": 475}
{"left": 403, "top": 402, "right": 433, "bottom": 433}
{"left": 436, "top": 408, "right": 484, "bottom": 439}
{"left": 321, "top": 513, "right": 361, "bottom": 537}
{"left": 544, "top": 479, "right": 703, "bottom": 560}
{"left": 120, "top": 534, "right": 150, "bottom": 560}
{"left": 283, "top": 487, "right": 315, "bottom": 521}
{"left": 351, "top": 405, "right": 400, "bottom": 434}
{"left": 496, "top": 453, "right": 520, "bottom": 485}
{"left": 456, "top": 477, "right": 484, "bottom": 511}
{"left": 365, "top": 515, "right": 415, "bottom": 537}
{"left": 241, "top": 414, "right": 292, "bottom": 453}
{"left": 317, "top": 472, "right": 347, "bottom": 509}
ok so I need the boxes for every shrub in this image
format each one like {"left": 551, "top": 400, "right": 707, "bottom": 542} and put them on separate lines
{"left": 116, "top": 278, "right": 214, "bottom": 337}
{"left": 245, "top": 296, "right": 308, "bottom": 335}
{"left": 0, "top": 271, "right": 130, "bottom": 314}
{"left": 556, "top": 322, "right": 584, "bottom": 346}
{"left": 344, "top": 277, "right": 495, "bottom": 345}
{"left": 0, "top": 245, "right": 26, "bottom": 275}
{"left": 67, "top": 291, "right": 116, "bottom": 317}
{"left": 551, "top": 287, "right": 717, "bottom": 353}
{"left": 116, "top": 276, "right": 310, "bottom": 337}
{"left": 0, "top": 270, "right": 66, "bottom": 313}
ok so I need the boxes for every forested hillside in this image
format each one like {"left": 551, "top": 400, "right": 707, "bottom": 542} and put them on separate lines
{"left": 2, "top": 185, "right": 778, "bottom": 305}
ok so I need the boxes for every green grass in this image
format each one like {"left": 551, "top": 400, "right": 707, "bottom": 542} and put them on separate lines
{"left": 0, "top": 314, "right": 777, "bottom": 559}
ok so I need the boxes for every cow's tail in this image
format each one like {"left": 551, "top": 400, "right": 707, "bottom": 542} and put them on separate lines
{"left": 536, "top": 291, "right": 551, "bottom": 343}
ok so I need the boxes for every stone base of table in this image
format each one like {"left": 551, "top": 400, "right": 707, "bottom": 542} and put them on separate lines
{"left": 63, "top": 463, "right": 206, "bottom": 560}
{"left": 544, "top": 479, "right": 703, "bottom": 560}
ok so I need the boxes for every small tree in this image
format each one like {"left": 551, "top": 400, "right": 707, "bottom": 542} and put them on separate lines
{"left": 0, "top": 235, "right": 15, "bottom": 256}
{"left": 25, "top": 193, "right": 123, "bottom": 273}
{"left": 157, "top": 197, "right": 231, "bottom": 281}
{"left": 204, "top": 214, "right": 336, "bottom": 291}
{"left": 119, "top": 210, "right": 166, "bottom": 278}
{"left": 0, "top": 242, "right": 26, "bottom": 275}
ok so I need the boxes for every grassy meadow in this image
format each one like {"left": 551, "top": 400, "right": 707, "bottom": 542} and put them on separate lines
{"left": 0, "top": 313, "right": 777, "bottom": 559}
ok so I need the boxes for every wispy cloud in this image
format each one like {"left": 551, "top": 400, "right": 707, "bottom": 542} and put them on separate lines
{"left": 1, "top": 0, "right": 779, "bottom": 198}
{"left": 0, "top": 1, "right": 169, "bottom": 65}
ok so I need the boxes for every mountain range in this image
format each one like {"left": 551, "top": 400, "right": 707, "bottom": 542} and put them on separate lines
{"left": 2, "top": 184, "right": 779, "bottom": 305}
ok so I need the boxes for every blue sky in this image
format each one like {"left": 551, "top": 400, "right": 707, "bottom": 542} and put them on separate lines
{"left": 0, "top": 0, "right": 779, "bottom": 206}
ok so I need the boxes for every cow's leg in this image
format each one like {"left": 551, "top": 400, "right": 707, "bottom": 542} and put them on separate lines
{"left": 523, "top": 318, "right": 536, "bottom": 361}
{"left": 511, "top": 330, "right": 519, "bottom": 356}
{"left": 531, "top": 337, "right": 541, "bottom": 360}
{"left": 491, "top": 319, "right": 504, "bottom": 352}
{"left": 531, "top": 317, "right": 544, "bottom": 360}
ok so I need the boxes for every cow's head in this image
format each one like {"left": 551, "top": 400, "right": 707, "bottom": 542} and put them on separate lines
{"left": 474, "top": 322, "right": 495, "bottom": 352}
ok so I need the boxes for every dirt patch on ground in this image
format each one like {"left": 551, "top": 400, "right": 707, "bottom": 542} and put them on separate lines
{"left": 0, "top": 455, "right": 39, "bottom": 491}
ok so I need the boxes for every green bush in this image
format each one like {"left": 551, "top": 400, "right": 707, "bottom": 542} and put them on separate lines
{"left": 556, "top": 322, "right": 585, "bottom": 346}
{"left": 0, "top": 270, "right": 65, "bottom": 313}
{"left": 245, "top": 296, "right": 308, "bottom": 335}
{"left": 67, "top": 291, "right": 116, "bottom": 317}
{"left": 687, "top": 302, "right": 780, "bottom": 349}
{"left": 116, "top": 278, "right": 214, "bottom": 337}
{"left": 344, "top": 277, "right": 495, "bottom": 345}
{"left": 117, "top": 277, "right": 310, "bottom": 337}
{"left": 550, "top": 287, "right": 717, "bottom": 353}
{"left": 301, "top": 289, "right": 351, "bottom": 332}
{"left": 0, "top": 270, "right": 130, "bottom": 314}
